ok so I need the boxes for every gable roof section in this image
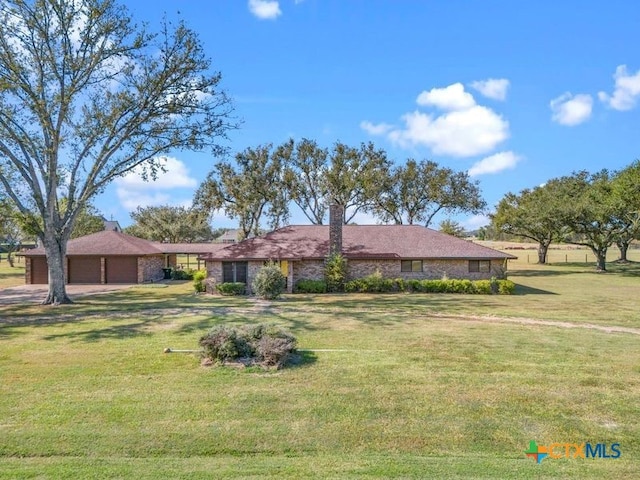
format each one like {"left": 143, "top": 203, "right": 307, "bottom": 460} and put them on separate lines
{"left": 199, "top": 225, "right": 517, "bottom": 261}
{"left": 22, "top": 231, "right": 163, "bottom": 256}
{"left": 154, "top": 242, "right": 229, "bottom": 255}
{"left": 21, "top": 231, "right": 231, "bottom": 257}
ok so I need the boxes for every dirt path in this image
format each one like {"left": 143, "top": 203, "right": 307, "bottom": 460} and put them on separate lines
{"left": 424, "top": 312, "right": 640, "bottom": 336}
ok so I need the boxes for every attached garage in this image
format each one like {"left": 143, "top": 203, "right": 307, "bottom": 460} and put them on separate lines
{"left": 105, "top": 257, "right": 138, "bottom": 284}
{"left": 30, "top": 257, "right": 49, "bottom": 284}
{"left": 68, "top": 257, "right": 101, "bottom": 284}
{"left": 20, "top": 230, "right": 224, "bottom": 285}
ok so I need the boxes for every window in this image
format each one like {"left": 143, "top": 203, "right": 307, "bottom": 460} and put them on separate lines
{"left": 222, "top": 261, "right": 248, "bottom": 283}
{"left": 469, "top": 260, "right": 491, "bottom": 273}
{"left": 401, "top": 260, "right": 423, "bottom": 272}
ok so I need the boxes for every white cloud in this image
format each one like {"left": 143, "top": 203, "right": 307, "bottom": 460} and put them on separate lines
{"left": 116, "top": 191, "right": 172, "bottom": 211}
{"left": 549, "top": 92, "right": 593, "bottom": 126}
{"left": 462, "top": 214, "right": 491, "bottom": 230}
{"left": 469, "top": 78, "right": 510, "bottom": 101}
{"left": 115, "top": 156, "right": 197, "bottom": 211}
{"left": 598, "top": 65, "right": 640, "bottom": 111}
{"left": 362, "top": 82, "right": 509, "bottom": 158}
{"left": 387, "top": 106, "right": 509, "bottom": 157}
{"left": 468, "top": 151, "right": 520, "bottom": 177}
{"left": 248, "top": 0, "right": 282, "bottom": 20}
{"left": 360, "top": 121, "right": 393, "bottom": 136}
{"left": 117, "top": 156, "right": 197, "bottom": 189}
{"left": 416, "top": 83, "right": 476, "bottom": 111}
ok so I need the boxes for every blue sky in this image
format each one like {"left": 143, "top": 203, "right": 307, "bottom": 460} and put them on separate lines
{"left": 100, "top": 0, "right": 640, "bottom": 230}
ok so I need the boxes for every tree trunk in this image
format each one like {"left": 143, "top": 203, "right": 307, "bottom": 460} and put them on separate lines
{"left": 7, "top": 251, "right": 15, "bottom": 267}
{"left": 616, "top": 240, "right": 629, "bottom": 262}
{"left": 43, "top": 233, "right": 72, "bottom": 305}
{"left": 537, "top": 242, "right": 550, "bottom": 264}
{"left": 593, "top": 248, "right": 607, "bottom": 272}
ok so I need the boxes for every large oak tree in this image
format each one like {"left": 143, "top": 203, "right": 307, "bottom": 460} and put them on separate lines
{"left": 124, "top": 205, "right": 213, "bottom": 243}
{"left": 194, "top": 144, "right": 289, "bottom": 240}
{"left": 0, "top": 0, "right": 234, "bottom": 303}
{"left": 370, "top": 159, "right": 485, "bottom": 226}
{"left": 491, "top": 180, "right": 569, "bottom": 264}
{"left": 279, "top": 139, "right": 390, "bottom": 224}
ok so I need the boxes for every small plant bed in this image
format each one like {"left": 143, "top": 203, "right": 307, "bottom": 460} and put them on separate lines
{"left": 199, "top": 323, "right": 297, "bottom": 370}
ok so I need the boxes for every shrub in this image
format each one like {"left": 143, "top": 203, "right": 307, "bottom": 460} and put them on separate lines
{"left": 344, "top": 271, "right": 404, "bottom": 293}
{"left": 171, "top": 268, "right": 194, "bottom": 280}
{"left": 193, "top": 269, "right": 207, "bottom": 293}
{"left": 199, "top": 323, "right": 296, "bottom": 369}
{"left": 216, "top": 282, "right": 246, "bottom": 296}
{"left": 252, "top": 262, "right": 286, "bottom": 299}
{"left": 341, "top": 276, "right": 516, "bottom": 295}
{"left": 199, "top": 325, "right": 250, "bottom": 362}
{"left": 324, "top": 253, "right": 347, "bottom": 292}
{"left": 474, "top": 280, "right": 492, "bottom": 294}
{"left": 497, "top": 279, "right": 516, "bottom": 295}
{"left": 294, "top": 279, "right": 327, "bottom": 293}
{"left": 255, "top": 326, "right": 297, "bottom": 368}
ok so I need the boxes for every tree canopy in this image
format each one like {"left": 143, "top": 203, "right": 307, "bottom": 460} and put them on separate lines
{"left": 370, "top": 159, "right": 485, "bottom": 226}
{"left": 194, "top": 144, "right": 288, "bottom": 240}
{"left": 124, "top": 205, "right": 213, "bottom": 243}
{"left": 0, "top": 0, "right": 234, "bottom": 303}
{"left": 492, "top": 180, "right": 569, "bottom": 264}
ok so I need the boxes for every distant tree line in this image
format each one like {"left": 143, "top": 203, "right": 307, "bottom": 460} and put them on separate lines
{"left": 490, "top": 161, "right": 640, "bottom": 271}
{"left": 193, "top": 138, "right": 486, "bottom": 240}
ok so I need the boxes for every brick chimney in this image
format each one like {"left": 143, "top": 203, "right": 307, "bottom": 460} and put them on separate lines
{"left": 328, "top": 204, "right": 344, "bottom": 256}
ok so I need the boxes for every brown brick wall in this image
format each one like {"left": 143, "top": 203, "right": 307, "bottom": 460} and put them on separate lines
{"left": 292, "top": 259, "right": 325, "bottom": 283}
{"left": 205, "top": 257, "right": 506, "bottom": 293}
{"left": 137, "top": 256, "right": 164, "bottom": 283}
{"left": 348, "top": 258, "right": 505, "bottom": 280}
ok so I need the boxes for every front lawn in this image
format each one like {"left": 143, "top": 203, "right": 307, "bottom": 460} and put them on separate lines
{"left": 0, "top": 253, "right": 25, "bottom": 289}
{"left": 0, "top": 262, "right": 639, "bottom": 478}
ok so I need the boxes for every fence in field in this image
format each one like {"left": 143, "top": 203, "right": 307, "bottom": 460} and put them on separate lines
{"left": 503, "top": 247, "right": 640, "bottom": 264}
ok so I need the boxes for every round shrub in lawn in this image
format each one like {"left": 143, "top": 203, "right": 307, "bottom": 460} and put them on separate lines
{"left": 252, "top": 262, "right": 286, "bottom": 299}
{"left": 199, "top": 323, "right": 297, "bottom": 369}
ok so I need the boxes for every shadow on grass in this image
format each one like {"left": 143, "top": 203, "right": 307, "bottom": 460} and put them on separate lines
{"left": 509, "top": 267, "right": 587, "bottom": 277}
{"left": 287, "top": 350, "right": 318, "bottom": 369}
{"left": 514, "top": 284, "right": 557, "bottom": 295}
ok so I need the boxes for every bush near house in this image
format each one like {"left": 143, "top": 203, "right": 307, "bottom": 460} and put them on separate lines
{"left": 252, "top": 262, "right": 286, "bottom": 300}
{"left": 171, "top": 268, "right": 195, "bottom": 281}
{"left": 192, "top": 269, "right": 207, "bottom": 293}
{"left": 344, "top": 273, "right": 515, "bottom": 295}
{"left": 199, "top": 323, "right": 297, "bottom": 369}
{"left": 325, "top": 252, "right": 347, "bottom": 292}
{"left": 215, "top": 282, "right": 246, "bottom": 296}
{"left": 294, "top": 279, "right": 328, "bottom": 293}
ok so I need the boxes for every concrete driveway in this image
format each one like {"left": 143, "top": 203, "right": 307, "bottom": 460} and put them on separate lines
{"left": 0, "top": 284, "right": 135, "bottom": 305}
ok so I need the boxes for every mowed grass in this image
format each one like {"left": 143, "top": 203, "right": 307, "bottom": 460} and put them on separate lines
{"left": 1, "top": 256, "right": 640, "bottom": 478}
{"left": 0, "top": 253, "right": 25, "bottom": 289}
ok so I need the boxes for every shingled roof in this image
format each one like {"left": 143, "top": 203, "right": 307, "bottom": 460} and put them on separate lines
{"left": 21, "top": 231, "right": 226, "bottom": 256}
{"left": 199, "top": 225, "right": 517, "bottom": 261}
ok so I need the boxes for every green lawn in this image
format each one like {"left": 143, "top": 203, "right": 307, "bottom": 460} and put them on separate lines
{"left": 0, "top": 253, "right": 25, "bottom": 289}
{"left": 1, "top": 256, "right": 639, "bottom": 478}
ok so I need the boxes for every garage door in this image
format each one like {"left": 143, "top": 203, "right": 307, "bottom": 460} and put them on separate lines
{"left": 105, "top": 257, "right": 138, "bottom": 284}
{"left": 68, "top": 257, "right": 101, "bottom": 284}
{"left": 31, "top": 257, "right": 49, "bottom": 284}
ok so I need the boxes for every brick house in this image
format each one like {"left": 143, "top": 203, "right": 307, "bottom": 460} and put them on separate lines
{"left": 199, "top": 209, "right": 516, "bottom": 294}
{"left": 21, "top": 231, "right": 225, "bottom": 284}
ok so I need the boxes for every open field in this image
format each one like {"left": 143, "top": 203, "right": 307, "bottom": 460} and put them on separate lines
{"left": 0, "top": 253, "right": 25, "bottom": 289}
{"left": 1, "top": 256, "right": 639, "bottom": 478}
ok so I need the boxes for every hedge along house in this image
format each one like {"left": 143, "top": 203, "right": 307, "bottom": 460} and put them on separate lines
{"left": 199, "top": 206, "right": 517, "bottom": 294}
{"left": 21, "top": 230, "right": 227, "bottom": 285}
